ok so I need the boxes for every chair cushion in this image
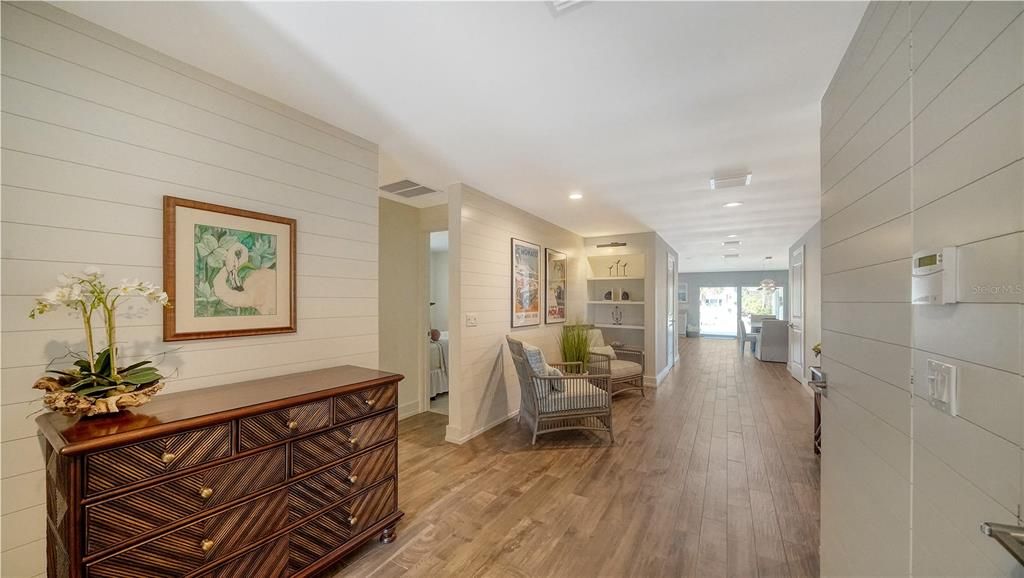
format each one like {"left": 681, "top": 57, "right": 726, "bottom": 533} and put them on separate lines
{"left": 543, "top": 379, "right": 609, "bottom": 410}
{"left": 587, "top": 329, "right": 606, "bottom": 348}
{"left": 590, "top": 345, "right": 617, "bottom": 360}
{"left": 609, "top": 359, "right": 642, "bottom": 379}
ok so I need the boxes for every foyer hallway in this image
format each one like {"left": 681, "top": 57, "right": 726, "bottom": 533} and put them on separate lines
{"left": 333, "top": 338, "right": 820, "bottom": 577}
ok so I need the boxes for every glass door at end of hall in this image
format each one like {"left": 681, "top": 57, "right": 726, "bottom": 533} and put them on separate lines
{"left": 698, "top": 286, "right": 738, "bottom": 337}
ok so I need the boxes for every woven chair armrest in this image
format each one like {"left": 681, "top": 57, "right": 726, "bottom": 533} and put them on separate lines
{"left": 550, "top": 361, "right": 583, "bottom": 368}
{"left": 588, "top": 352, "right": 612, "bottom": 361}
{"left": 613, "top": 348, "right": 644, "bottom": 364}
{"left": 533, "top": 373, "right": 594, "bottom": 381}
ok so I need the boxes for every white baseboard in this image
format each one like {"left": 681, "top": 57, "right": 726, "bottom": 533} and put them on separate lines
{"left": 445, "top": 409, "right": 519, "bottom": 445}
{"left": 398, "top": 400, "right": 421, "bottom": 420}
{"left": 655, "top": 364, "right": 672, "bottom": 386}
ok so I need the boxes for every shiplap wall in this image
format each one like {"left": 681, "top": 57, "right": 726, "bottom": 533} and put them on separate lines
{"left": 446, "top": 184, "right": 587, "bottom": 443}
{"left": 819, "top": 2, "right": 1023, "bottom": 576}
{"left": 0, "top": 3, "right": 381, "bottom": 575}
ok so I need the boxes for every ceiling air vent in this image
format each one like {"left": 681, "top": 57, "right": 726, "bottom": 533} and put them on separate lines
{"left": 723, "top": 254, "right": 741, "bottom": 259}
{"left": 722, "top": 240, "right": 742, "bottom": 246}
{"left": 710, "top": 173, "right": 752, "bottom": 190}
{"left": 550, "top": 0, "right": 586, "bottom": 15}
{"left": 380, "top": 180, "right": 436, "bottom": 198}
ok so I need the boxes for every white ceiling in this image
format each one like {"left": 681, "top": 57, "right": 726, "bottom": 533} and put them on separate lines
{"left": 60, "top": 1, "right": 865, "bottom": 272}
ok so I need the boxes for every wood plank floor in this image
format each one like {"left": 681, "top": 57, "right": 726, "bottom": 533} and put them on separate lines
{"left": 330, "top": 337, "right": 820, "bottom": 577}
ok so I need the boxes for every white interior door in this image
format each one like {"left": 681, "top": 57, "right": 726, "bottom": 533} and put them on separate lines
{"left": 788, "top": 245, "right": 804, "bottom": 382}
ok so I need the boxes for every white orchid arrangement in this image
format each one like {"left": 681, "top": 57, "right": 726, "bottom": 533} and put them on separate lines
{"left": 29, "top": 267, "right": 172, "bottom": 415}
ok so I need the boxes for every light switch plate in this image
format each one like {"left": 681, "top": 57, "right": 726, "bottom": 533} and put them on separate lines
{"left": 465, "top": 313, "right": 478, "bottom": 327}
{"left": 927, "top": 359, "right": 958, "bottom": 416}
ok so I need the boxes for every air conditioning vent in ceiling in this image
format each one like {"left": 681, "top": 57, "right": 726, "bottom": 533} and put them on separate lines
{"left": 710, "top": 173, "right": 752, "bottom": 190}
{"left": 380, "top": 180, "right": 436, "bottom": 198}
{"left": 723, "top": 254, "right": 741, "bottom": 259}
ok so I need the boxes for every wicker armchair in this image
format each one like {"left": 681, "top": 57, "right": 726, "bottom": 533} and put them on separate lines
{"left": 506, "top": 336, "right": 614, "bottom": 445}
{"left": 586, "top": 329, "right": 646, "bottom": 397}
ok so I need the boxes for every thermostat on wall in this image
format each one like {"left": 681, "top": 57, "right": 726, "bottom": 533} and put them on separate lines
{"left": 911, "top": 247, "right": 957, "bottom": 305}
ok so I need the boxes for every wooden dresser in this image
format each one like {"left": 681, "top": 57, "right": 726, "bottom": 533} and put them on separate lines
{"left": 35, "top": 366, "right": 405, "bottom": 578}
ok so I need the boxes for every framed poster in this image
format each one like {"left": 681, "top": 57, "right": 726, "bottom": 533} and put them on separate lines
{"left": 678, "top": 282, "right": 689, "bottom": 304}
{"left": 511, "top": 238, "right": 541, "bottom": 328}
{"left": 545, "top": 248, "right": 567, "bottom": 324}
{"left": 163, "top": 196, "right": 296, "bottom": 341}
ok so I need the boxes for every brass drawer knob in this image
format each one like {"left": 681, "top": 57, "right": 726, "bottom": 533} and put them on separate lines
{"left": 161, "top": 452, "right": 176, "bottom": 464}
{"left": 348, "top": 437, "right": 358, "bottom": 446}
{"left": 201, "top": 539, "right": 215, "bottom": 552}
{"left": 287, "top": 420, "right": 299, "bottom": 431}
{"left": 199, "top": 487, "right": 214, "bottom": 500}
{"left": 364, "top": 399, "right": 375, "bottom": 406}
{"left": 347, "top": 474, "right": 358, "bottom": 484}
{"left": 348, "top": 515, "right": 358, "bottom": 526}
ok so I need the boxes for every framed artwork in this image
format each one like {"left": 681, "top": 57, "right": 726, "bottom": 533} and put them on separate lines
{"left": 545, "top": 248, "right": 567, "bottom": 324}
{"left": 678, "top": 282, "right": 688, "bottom": 304}
{"left": 163, "top": 196, "right": 296, "bottom": 341}
{"left": 511, "top": 238, "right": 541, "bottom": 328}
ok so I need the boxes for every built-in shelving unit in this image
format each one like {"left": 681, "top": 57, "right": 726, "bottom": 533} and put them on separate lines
{"left": 586, "top": 253, "right": 646, "bottom": 335}
{"left": 593, "top": 323, "right": 644, "bottom": 330}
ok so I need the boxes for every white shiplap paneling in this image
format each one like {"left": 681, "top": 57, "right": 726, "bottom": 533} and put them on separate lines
{"left": 446, "top": 184, "right": 586, "bottom": 443}
{"left": 0, "top": 3, "right": 381, "bottom": 575}
{"left": 821, "top": 2, "right": 1024, "bottom": 576}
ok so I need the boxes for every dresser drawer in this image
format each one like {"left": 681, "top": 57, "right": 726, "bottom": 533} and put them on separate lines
{"left": 289, "top": 442, "right": 396, "bottom": 521}
{"left": 291, "top": 411, "right": 397, "bottom": 476}
{"left": 287, "top": 479, "right": 397, "bottom": 574}
{"left": 334, "top": 383, "right": 397, "bottom": 422}
{"left": 87, "top": 489, "right": 289, "bottom": 578}
{"left": 85, "top": 424, "right": 232, "bottom": 496}
{"left": 196, "top": 536, "right": 290, "bottom": 578}
{"left": 85, "top": 447, "right": 287, "bottom": 554}
{"left": 238, "top": 399, "right": 331, "bottom": 452}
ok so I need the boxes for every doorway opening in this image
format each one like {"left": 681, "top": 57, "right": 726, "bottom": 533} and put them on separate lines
{"left": 699, "top": 286, "right": 738, "bottom": 337}
{"left": 427, "top": 231, "right": 450, "bottom": 415}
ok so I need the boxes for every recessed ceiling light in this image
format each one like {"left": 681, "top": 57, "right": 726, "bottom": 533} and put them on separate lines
{"left": 727, "top": 234, "right": 738, "bottom": 238}
{"left": 569, "top": 192, "right": 583, "bottom": 200}
{"left": 723, "top": 201, "right": 743, "bottom": 208}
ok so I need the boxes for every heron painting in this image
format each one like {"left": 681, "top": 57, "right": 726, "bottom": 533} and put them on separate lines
{"left": 163, "top": 196, "right": 296, "bottom": 341}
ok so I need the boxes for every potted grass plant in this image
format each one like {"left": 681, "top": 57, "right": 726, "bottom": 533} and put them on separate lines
{"left": 558, "top": 323, "right": 591, "bottom": 373}
{"left": 28, "top": 267, "right": 171, "bottom": 417}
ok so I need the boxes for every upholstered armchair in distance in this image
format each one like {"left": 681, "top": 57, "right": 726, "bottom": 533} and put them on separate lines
{"left": 507, "top": 336, "right": 614, "bottom": 444}
{"left": 586, "top": 329, "right": 646, "bottom": 397}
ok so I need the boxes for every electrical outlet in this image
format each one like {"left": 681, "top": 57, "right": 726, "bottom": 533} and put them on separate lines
{"left": 465, "top": 313, "right": 478, "bottom": 327}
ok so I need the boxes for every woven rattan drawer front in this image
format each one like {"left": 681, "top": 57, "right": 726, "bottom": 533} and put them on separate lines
{"left": 287, "top": 479, "right": 397, "bottom": 573}
{"left": 195, "top": 536, "right": 290, "bottom": 578}
{"left": 334, "top": 383, "right": 397, "bottom": 422}
{"left": 290, "top": 411, "right": 397, "bottom": 476}
{"left": 85, "top": 424, "right": 231, "bottom": 496}
{"left": 86, "top": 489, "right": 288, "bottom": 578}
{"left": 238, "top": 399, "right": 332, "bottom": 452}
{"left": 85, "top": 446, "right": 286, "bottom": 554}
{"left": 289, "top": 442, "right": 396, "bottom": 521}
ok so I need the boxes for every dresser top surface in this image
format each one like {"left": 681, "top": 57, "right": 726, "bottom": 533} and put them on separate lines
{"left": 36, "top": 365, "right": 402, "bottom": 455}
